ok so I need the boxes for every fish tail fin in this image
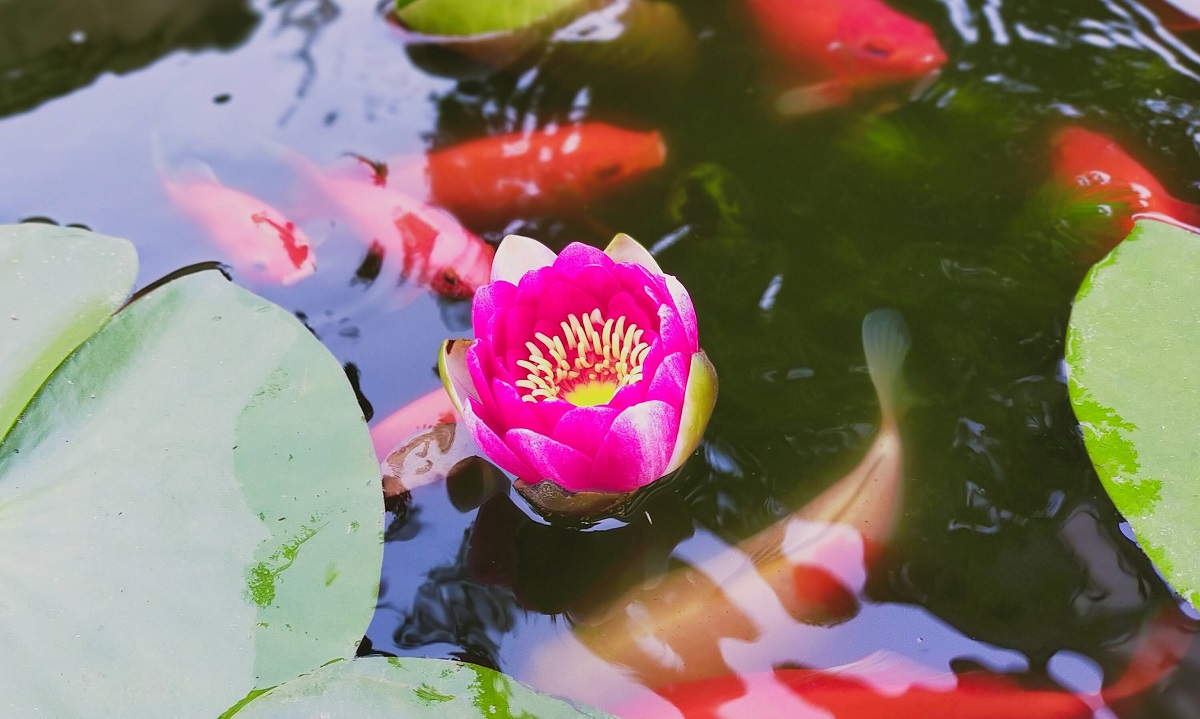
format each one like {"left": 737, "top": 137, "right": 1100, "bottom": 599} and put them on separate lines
{"left": 1102, "top": 605, "right": 1194, "bottom": 705}
{"left": 862, "top": 308, "right": 913, "bottom": 425}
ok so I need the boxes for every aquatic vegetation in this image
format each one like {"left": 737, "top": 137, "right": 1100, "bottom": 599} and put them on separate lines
{"left": 1067, "top": 219, "right": 1200, "bottom": 606}
{"left": 0, "top": 224, "right": 382, "bottom": 717}
{"left": 226, "top": 656, "right": 615, "bottom": 718}
{"left": 439, "top": 233, "right": 717, "bottom": 515}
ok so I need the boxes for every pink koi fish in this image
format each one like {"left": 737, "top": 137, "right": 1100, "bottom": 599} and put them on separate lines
{"left": 160, "top": 160, "right": 315, "bottom": 286}
{"left": 743, "top": 0, "right": 948, "bottom": 116}
{"left": 294, "top": 153, "right": 493, "bottom": 300}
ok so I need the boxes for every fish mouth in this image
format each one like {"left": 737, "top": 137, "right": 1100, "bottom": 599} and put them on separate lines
{"left": 907, "top": 66, "right": 944, "bottom": 101}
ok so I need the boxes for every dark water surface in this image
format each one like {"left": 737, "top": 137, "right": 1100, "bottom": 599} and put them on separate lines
{"left": 4, "top": 0, "right": 1200, "bottom": 715}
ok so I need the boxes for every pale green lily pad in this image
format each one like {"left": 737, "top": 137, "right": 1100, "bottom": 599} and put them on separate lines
{"left": 1066, "top": 218, "right": 1200, "bottom": 604}
{"left": 0, "top": 267, "right": 383, "bottom": 716}
{"left": 395, "top": 0, "right": 580, "bottom": 35}
{"left": 0, "top": 223, "right": 137, "bottom": 439}
{"left": 228, "top": 657, "right": 617, "bottom": 718}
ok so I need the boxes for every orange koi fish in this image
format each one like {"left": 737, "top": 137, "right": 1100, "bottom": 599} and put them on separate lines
{"left": 614, "top": 607, "right": 1193, "bottom": 719}
{"left": 1145, "top": 0, "right": 1200, "bottom": 31}
{"left": 1051, "top": 126, "right": 1200, "bottom": 251}
{"left": 558, "top": 310, "right": 912, "bottom": 690}
{"left": 386, "top": 123, "right": 667, "bottom": 226}
{"left": 295, "top": 154, "right": 493, "bottom": 299}
{"left": 160, "top": 161, "right": 315, "bottom": 286}
{"left": 743, "top": 0, "right": 948, "bottom": 116}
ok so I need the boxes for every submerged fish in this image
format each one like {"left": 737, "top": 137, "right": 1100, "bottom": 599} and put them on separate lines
{"left": 564, "top": 310, "right": 913, "bottom": 689}
{"left": 370, "top": 387, "right": 459, "bottom": 461}
{"left": 295, "top": 153, "right": 493, "bottom": 299}
{"left": 1051, "top": 126, "right": 1200, "bottom": 251}
{"left": 385, "top": 123, "right": 667, "bottom": 226}
{"left": 1145, "top": 0, "right": 1200, "bottom": 31}
{"left": 160, "top": 160, "right": 316, "bottom": 286}
{"left": 743, "top": 0, "right": 948, "bottom": 116}
{"left": 615, "top": 606, "right": 1193, "bottom": 719}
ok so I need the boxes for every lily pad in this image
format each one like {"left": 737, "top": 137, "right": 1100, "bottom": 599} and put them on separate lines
{"left": 0, "top": 223, "right": 137, "bottom": 439}
{"left": 395, "top": 0, "right": 581, "bottom": 36}
{"left": 0, "top": 250, "right": 383, "bottom": 716}
{"left": 1066, "top": 217, "right": 1200, "bottom": 604}
{"left": 228, "top": 656, "right": 617, "bottom": 718}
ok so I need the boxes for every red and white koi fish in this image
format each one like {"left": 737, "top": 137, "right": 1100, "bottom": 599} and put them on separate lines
{"left": 743, "top": 0, "right": 948, "bottom": 116}
{"left": 561, "top": 310, "right": 912, "bottom": 689}
{"left": 294, "top": 153, "right": 493, "bottom": 299}
{"left": 160, "top": 160, "right": 315, "bottom": 286}
{"left": 382, "top": 123, "right": 668, "bottom": 226}
{"left": 1051, "top": 126, "right": 1200, "bottom": 253}
{"left": 614, "top": 607, "right": 1194, "bottom": 719}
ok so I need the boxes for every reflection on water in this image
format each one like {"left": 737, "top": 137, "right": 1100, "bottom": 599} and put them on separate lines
{"left": 4, "top": 0, "right": 1200, "bottom": 714}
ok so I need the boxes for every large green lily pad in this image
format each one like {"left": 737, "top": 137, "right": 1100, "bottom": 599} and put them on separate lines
{"left": 1066, "top": 218, "right": 1200, "bottom": 604}
{"left": 0, "top": 223, "right": 137, "bottom": 439}
{"left": 228, "top": 657, "right": 617, "bottom": 718}
{"left": 0, "top": 237, "right": 383, "bottom": 716}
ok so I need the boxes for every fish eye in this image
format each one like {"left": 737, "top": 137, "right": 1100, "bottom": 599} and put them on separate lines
{"left": 860, "top": 40, "right": 895, "bottom": 59}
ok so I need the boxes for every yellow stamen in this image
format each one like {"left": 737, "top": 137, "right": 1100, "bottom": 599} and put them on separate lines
{"left": 515, "top": 307, "right": 653, "bottom": 406}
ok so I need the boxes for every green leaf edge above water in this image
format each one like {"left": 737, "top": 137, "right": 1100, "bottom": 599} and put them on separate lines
{"left": 226, "top": 656, "right": 618, "bottom": 719}
{"left": 0, "top": 223, "right": 137, "bottom": 439}
{"left": 0, "top": 228, "right": 384, "bottom": 717}
{"left": 395, "top": 0, "right": 582, "bottom": 36}
{"left": 1066, "top": 217, "right": 1200, "bottom": 604}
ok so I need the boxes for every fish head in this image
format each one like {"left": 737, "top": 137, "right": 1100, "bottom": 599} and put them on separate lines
{"left": 834, "top": 10, "right": 947, "bottom": 88}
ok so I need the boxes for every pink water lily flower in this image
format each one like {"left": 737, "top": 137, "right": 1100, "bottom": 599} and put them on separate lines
{"left": 439, "top": 233, "right": 717, "bottom": 501}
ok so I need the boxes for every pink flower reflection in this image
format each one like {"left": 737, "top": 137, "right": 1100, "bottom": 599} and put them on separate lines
{"left": 439, "top": 234, "right": 717, "bottom": 506}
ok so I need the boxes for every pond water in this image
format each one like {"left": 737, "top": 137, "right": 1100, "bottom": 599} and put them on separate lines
{"left": 3, "top": 0, "right": 1200, "bottom": 716}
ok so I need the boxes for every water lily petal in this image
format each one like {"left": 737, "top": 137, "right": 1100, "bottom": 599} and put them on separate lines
{"left": 554, "top": 242, "right": 614, "bottom": 276}
{"left": 492, "top": 376, "right": 549, "bottom": 434}
{"left": 665, "top": 274, "right": 699, "bottom": 351}
{"left": 535, "top": 280, "right": 600, "bottom": 326}
{"left": 569, "top": 264, "right": 622, "bottom": 306}
{"left": 491, "top": 234, "right": 557, "bottom": 284}
{"left": 656, "top": 303, "right": 690, "bottom": 355}
{"left": 644, "top": 350, "right": 690, "bottom": 410}
{"left": 605, "top": 291, "right": 655, "bottom": 336}
{"left": 589, "top": 400, "right": 677, "bottom": 493}
{"left": 463, "top": 398, "right": 538, "bottom": 480}
{"left": 472, "top": 280, "right": 517, "bottom": 341}
{"left": 604, "top": 233, "right": 663, "bottom": 276}
{"left": 438, "top": 338, "right": 476, "bottom": 415}
{"left": 552, "top": 405, "right": 622, "bottom": 457}
{"left": 611, "top": 263, "right": 668, "bottom": 320}
{"left": 506, "top": 428, "right": 595, "bottom": 490}
{"left": 665, "top": 351, "right": 719, "bottom": 475}
{"left": 502, "top": 304, "right": 538, "bottom": 375}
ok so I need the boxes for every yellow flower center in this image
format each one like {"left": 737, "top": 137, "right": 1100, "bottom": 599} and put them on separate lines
{"left": 515, "top": 308, "right": 652, "bottom": 406}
